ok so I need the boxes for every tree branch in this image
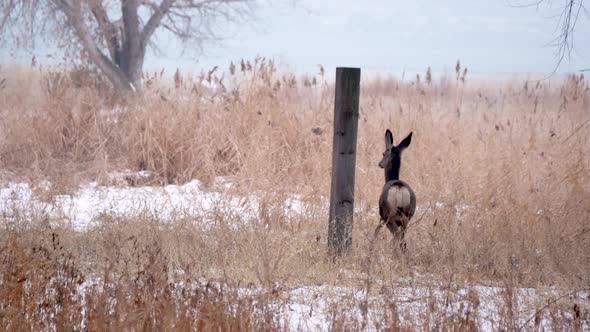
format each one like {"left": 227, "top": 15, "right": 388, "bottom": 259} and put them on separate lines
{"left": 550, "top": 0, "right": 585, "bottom": 71}
{"left": 0, "top": 0, "right": 16, "bottom": 32}
{"left": 89, "top": 0, "right": 121, "bottom": 64}
{"left": 144, "top": 0, "right": 253, "bottom": 55}
{"left": 513, "top": 0, "right": 587, "bottom": 72}
{"left": 140, "top": 0, "right": 175, "bottom": 48}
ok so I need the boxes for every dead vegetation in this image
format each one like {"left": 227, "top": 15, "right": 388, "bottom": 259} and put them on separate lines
{"left": 0, "top": 60, "right": 589, "bottom": 330}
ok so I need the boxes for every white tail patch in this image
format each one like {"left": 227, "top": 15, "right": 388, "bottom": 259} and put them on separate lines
{"left": 386, "top": 186, "right": 411, "bottom": 209}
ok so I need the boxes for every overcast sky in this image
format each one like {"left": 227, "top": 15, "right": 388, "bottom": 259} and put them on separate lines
{"left": 2, "top": 0, "right": 589, "bottom": 77}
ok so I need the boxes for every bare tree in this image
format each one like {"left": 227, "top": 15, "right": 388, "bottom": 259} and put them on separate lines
{"left": 547, "top": 0, "right": 586, "bottom": 69}
{"left": 0, "top": 0, "right": 255, "bottom": 92}
{"left": 513, "top": 0, "right": 588, "bottom": 71}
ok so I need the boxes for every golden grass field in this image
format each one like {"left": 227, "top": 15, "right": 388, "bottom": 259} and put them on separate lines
{"left": 0, "top": 60, "right": 589, "bottom": 330}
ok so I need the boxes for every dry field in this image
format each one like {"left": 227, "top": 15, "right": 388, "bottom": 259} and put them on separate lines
{"left": 0, "top": 60, "right": 589, "bottom": 330}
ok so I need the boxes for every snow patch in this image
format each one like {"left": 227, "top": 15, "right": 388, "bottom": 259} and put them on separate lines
{"left": 0, "top": 177, "right": 306, "bottom": 230}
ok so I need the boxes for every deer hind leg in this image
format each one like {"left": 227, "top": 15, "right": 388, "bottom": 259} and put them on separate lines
{"left": 397, "top": 214, "right": 411, "bottom": 252}
{"left": 396, "top": 228, "right": 407, "bottom": 252}
{"left": 385, "top": 220, "right": 407, "bottom": 252}
{"left": 385, "top": 219, "right": 399, "bottom": 236}
{"left": 374, "top": 221, "right": 384, "bottom": 239}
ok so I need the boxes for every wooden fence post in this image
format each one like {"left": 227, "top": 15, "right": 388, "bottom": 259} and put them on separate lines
{"left": 328, "top": 67, "right": 361, "bottom": 256}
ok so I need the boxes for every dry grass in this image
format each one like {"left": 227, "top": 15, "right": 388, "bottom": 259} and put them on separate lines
{"left": 0, "top": 60, "right": 589, "bottom": 330}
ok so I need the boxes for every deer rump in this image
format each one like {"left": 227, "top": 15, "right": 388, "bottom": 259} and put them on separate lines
{"left": 379, "top": 180, "right": 416, "bottom": 232}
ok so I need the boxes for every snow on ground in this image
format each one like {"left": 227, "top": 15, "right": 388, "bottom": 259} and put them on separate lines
{"left": 0, "top": 171, "right": 467, "bottom": 231}
{"left": 0, "top": 174, "right": 306, "bottom": 230}
{"left": 59, "top": 277, "right": 586, "bottom": 331}
{"left": 1, "top": 173, "right": 587, "bottom": 330}
{"left": 281, "top": 283, "right": 589, "bottom": 331}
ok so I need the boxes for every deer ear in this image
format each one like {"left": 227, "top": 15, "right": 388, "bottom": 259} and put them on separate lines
{"left": 385, "top": 130, "right": 393, "bottom": 149}
{"left": 398, "top": 132, "right": 412, "bottom": 151}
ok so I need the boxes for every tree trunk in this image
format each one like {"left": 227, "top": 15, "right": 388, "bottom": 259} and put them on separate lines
{"left": 120, "top": 0, "right": 144, "bottom": 92}
{"left": 98, "top": 53, "right": 137, "bottom": 92}
{"left": 119, "top": 49, "right": 144, "bottom": 92}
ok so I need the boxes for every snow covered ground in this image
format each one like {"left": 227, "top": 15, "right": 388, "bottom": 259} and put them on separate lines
{"left": 0, "top": 174, "right": 305, "bottom": 230}
{"left": 64, "top": 277, "right": 587, "bottom": 331}
{"left": 1, "top": 173, "right": 588, "bottom": 330}
{"left": 282, "top": 283, "right": 589, "bottom": 331}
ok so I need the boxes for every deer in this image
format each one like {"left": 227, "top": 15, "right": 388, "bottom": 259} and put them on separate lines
{"left": 374, "top": 130, "right": 416, "bottom": 250}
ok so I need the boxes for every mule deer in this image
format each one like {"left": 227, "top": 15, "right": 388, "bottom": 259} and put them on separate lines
{"left": 374, "top": 130, "right": 416, "bottom": 249}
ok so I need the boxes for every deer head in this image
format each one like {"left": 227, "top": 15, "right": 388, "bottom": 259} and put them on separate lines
{"left": 379, "top": 130, "right": 412, "bottom": 181}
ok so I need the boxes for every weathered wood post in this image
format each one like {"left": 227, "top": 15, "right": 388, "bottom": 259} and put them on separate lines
{"left": 328, "top": 67, "right": 361, "bottom": 256}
